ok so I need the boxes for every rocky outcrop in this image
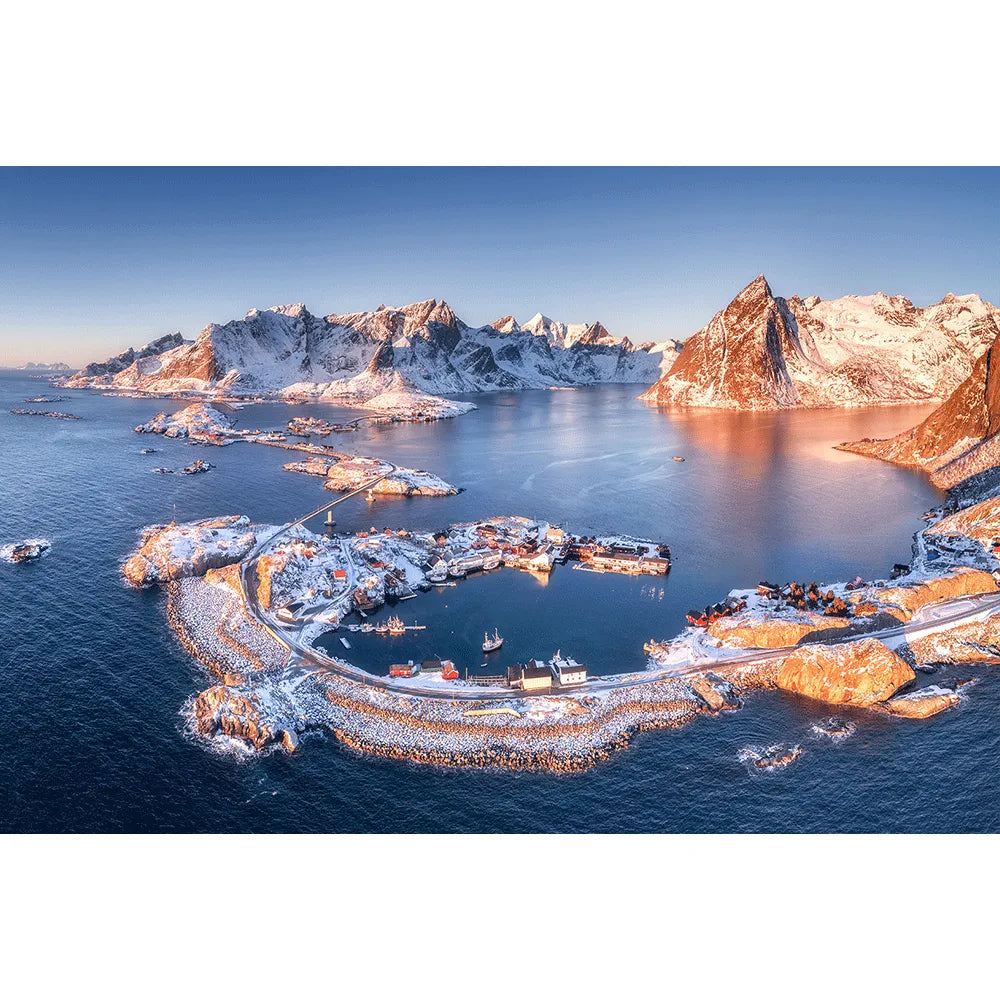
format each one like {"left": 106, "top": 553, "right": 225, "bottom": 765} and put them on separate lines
{"left": 192, "top": 684, "right": 287, "bottom": 750}
{"left": 864, "top": 569, "right": 998, "bottom": 621}
{"left": 908, "top": 610, "right": 1000, "bottom": 664}
{"left": 839, "top": 331, "right": 1000, "bottom": 487}
{"left": 123, "top": 515, "right": 256, "bottom": 586}
{"left": 134, "top": 402, "right": 236, "bottom": 440}
{"left": 641, "top": 276, "right": 1000, "bottom": 410}
{"left": 775, "top": 638, "right": 914, "bottom": 706}
{"left": 882, "top": 687, "right": 961, "bottom": 718}
{"left": 707, "top": 610, "right": 851, "bottom": 648}
{"left": 0, "top": 539, "right": 51, "bottom": 563}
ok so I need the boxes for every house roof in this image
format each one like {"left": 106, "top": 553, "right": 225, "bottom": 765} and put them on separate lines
{"left": 522, "top": 666, "right": 551, "bottom": 681}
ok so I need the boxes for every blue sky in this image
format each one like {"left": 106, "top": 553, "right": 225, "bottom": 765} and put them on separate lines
{"left": 2, "top": 167, "right": 999, "bottom": 366}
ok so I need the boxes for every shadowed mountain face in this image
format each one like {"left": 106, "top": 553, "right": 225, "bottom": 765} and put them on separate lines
{"left": 641, "top": 276, "right": 1000, "bottom": 411}
{"left": 839, "top": 331, "right": 1000, "bottom": 488}
{"left": 62, "top": 299, "right": 676, "bottom": 397}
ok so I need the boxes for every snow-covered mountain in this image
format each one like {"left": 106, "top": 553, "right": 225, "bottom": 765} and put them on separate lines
{"left": 839, "top": 330, "right": 1000, "bottom": 488}
{"left": 62, "top": 300, "right": 678, "bottom": 398}
{"left": 640, "top": 275, "right": 1000, "bottom": 410}
{"left": 16, "top": 361, "right": 72, "bottom": 371}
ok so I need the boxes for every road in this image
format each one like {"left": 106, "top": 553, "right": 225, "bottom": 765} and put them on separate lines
{"left": 235, "top": 480, "right": 1000, "bottom": 700}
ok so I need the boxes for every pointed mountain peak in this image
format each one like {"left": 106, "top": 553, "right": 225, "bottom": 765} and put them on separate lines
{"left": 490, "top": 315, "right": 520, "bottom": 334}
{"left": 576, "top": 321, "right": 616, "bottom": 346}
{"left": 739, "top": 274, "right": 774, "bottom": 300}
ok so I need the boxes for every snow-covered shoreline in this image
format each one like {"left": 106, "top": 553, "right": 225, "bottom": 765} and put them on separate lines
{"left": 130, "top": 489, "right": 1000, "bottom": 770}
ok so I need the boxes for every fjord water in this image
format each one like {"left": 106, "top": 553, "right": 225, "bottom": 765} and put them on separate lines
{"left": 2, "top": 372, "right": 998, "bottom": 833}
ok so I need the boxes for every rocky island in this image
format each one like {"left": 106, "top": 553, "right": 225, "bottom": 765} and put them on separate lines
{"left": 10, "top": 408, "right": 81, "bottom": 420}
{"left": 133, "top": 401, "right": 460, "bottom": 497}
{"left": 1, "top": 539, "right": 52, "bottom": 564}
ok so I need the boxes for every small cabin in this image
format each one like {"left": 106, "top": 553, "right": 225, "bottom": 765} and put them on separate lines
{"left": 550, "top": 653, "right": 587, "bottom": 686}
{"left": 521, "top": 664, "right": 552, "bottom": 692}
{"left": 389, "top": 660, "right": 419, "bottom": 678}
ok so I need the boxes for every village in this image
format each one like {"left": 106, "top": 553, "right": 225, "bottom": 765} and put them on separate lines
{"left": 242, "top": 514, "right": 670, "bottom": 693}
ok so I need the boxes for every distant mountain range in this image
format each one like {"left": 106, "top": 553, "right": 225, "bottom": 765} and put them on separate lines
{"left": 60, "top": 300, "right": 681, "bottom": 398}
{"left": 7, "top": 361, "right": 72, "bottom": 372}
{"left": 640, "top": 275, "right": 1000, "bottom": 410}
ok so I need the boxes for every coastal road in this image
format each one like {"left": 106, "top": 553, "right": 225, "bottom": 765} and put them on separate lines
{"left": 237, "top": 484, "right": 1000, "bottom": 701}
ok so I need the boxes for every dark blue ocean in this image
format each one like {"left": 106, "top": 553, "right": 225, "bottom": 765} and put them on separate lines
{"left": 2, "top": 371, "right": 998, "bottom": 833}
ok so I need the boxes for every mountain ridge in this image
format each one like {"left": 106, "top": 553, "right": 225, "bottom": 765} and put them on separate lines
{"left": 60, "top": 299, "right": 678, "bottom": 397}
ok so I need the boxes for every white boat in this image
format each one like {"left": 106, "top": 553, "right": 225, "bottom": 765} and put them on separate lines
{"left": 482, "top": 628, "right": 504, "bottom": 653}
{"left": 387, "top": 615, "right": 406, "bottom": 635}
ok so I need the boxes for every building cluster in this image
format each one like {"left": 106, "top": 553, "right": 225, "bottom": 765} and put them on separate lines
{"left": 506, "top": 652, "right": 588, "bottom": 692}
{"left": 388, "top": 658, "right": 459, "bottom": 679}
{"left": 566, "top": 538, "right": 670, "bottom": 575}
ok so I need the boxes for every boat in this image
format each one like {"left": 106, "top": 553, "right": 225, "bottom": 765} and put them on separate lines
{"left": 448, "top": 562, "right": 466, "bottom": 579}
{"left": 360, "top": 623, "right": 375, "bottom": 633}
{"left": 482, "top": 628, "right": 504, "bottom": 653}
{"left": 387, "top": 615, "right": 406, "bottom": 635}
{"left": 374, "top": 621, "right": 390, "bottom": 634}
{"left": 672, "top": 456, "right": 685, "bottom": 462}
{"left": 482, "top": 553, "right": 501, "bottom": 571}
{"left": 366, "top": 489, "right": 376, "bottom": 503}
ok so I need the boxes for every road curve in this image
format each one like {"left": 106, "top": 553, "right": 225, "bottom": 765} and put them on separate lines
{"left": 235, "top": 486, "right": 1000, "bottom": 701}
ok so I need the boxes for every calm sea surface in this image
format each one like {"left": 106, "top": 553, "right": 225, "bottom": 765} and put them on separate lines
{"left": 2, "top": 372, "right": 998, "bottom": 832}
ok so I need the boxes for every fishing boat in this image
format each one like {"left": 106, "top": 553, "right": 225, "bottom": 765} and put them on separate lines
{"left": 387, "top": 615, "right": 406, "bottom": 635}
{"left": 482, "top": 628, "right": 504, "bottom": 653}
{"left": 672, "top": 456, "right": 685, "bottom": 462}
{"left": 374, "top": 620, "right": 390, "bottom": 634}
{"left": 360, "top": 623, "right": 375, "bottom": 633}
{"left": 366, "top": 489, "right": 376, "bottom": 503}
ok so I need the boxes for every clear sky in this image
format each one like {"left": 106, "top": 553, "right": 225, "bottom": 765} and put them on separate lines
{"left": 2, "top": 167, "right": 999, "bottom": 367}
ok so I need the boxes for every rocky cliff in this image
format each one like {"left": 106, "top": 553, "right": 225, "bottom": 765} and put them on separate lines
{"left": 839, "top": 332, "right": 1000, "bottom": 487}
{"left": 775, "top": 637, "right": 914, "bottom": 706}
{"left": 123, "top": 515, "right": 257, "bottom": 586}
{"left": 641, "top": 276, "right": 1000, "bottom": 410}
